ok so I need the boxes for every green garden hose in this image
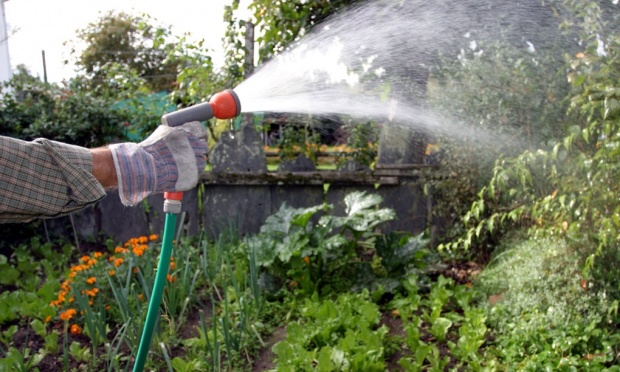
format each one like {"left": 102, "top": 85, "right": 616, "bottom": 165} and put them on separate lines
{"left": 133, "top": 192, "right": 182, "bottom": 372}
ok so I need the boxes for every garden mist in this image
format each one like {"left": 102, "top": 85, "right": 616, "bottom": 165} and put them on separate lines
{"left": 233, "top": 0, "right": 575, "bottom": 155}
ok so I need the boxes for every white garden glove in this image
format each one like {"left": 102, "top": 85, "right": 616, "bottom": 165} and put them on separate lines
{"left": 109, "top": 122, "right": 207, "bottom": 206}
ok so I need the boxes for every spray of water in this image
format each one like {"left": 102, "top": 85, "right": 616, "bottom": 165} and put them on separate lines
{"left": 233, "top": 0, "right": 567, "bottom": 150}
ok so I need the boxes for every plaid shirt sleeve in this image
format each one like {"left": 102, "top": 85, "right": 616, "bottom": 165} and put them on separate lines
{"left": 0, "top": 136, "right": 107, "bottom": 223}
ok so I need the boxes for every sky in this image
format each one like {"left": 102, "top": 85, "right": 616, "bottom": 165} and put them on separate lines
{"left": 4, "top": 0, "right": 251, "bottom": 83}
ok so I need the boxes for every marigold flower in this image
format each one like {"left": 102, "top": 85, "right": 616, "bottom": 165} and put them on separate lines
{"left": 86, "top": 277, "right": 96, "bottom": 285}
{"left": 59, "top": 309, "right": 77, "bottom": 321}
{"left": 138, "top": 236, "right": 148, "bottom": 244}
{"left": 81, "top": 256, "right": 90, "bottom": 263}
{"left": 108, "top": 270, "right": 115, "bottom": 276}
{"left": 169, "top": 261, "right": 176, "bottom": 270}
{"left": 149, "top": 234, "right": 158, "bottom": 241}
{"left": 70, "top": 324, "right": 82, "bottom": 335}
{"left": 132, "top": 267, "right": 138, "bottom": 274}
{"left": 166, "top": 274, "right": 176, "bottom": 283}
{"left": 138, "top": 293, "right": 144, "bottom": 302}
{"left": 303, "top": 256, "right": 310, "bottom": 264}
{"left": 114, "top": 258, "right": 124, "bottom": 267}
{"left": 115, "top": 247, "right": 128, "bottom": 254}
{"left": 93, "top": 252, "right": 103, "bottom": 258}
{"left": 132, "top": 245, "right": 146, "bottom": 257}
{"left": 45, "top": 315, "right": 52, "bottom": 323}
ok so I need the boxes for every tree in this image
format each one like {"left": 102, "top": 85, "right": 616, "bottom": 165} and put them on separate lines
{"left": 67, "top": 11, "right": 178, "bottom": 92}
{"left": 223, "top": 0, "right": 356, "bottom": 84}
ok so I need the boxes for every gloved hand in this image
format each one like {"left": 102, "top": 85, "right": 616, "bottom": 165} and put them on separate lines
{"left": 109, "top": 122, "right": 207, "bottom": 206}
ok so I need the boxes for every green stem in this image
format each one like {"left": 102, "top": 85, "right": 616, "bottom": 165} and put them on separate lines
{"left": 133, "top": 212, "right": 177, "bottom": 372}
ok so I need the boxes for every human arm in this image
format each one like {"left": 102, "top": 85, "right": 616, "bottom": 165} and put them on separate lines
{"left": 0, "top": 122, "right": 207, "bottom": 223}
{"left": 0, "top": 136, "right": 107, "bottom": 223}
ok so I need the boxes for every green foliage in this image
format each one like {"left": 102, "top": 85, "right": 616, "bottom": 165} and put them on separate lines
{"left": 272, "top": 291, "right": 387, "bottom": 372}
{"left": 393, "top": 275, "right": 486, "bottom": 371}
{"left": 69, "top": 11, "right": 178, "bottom": 92}
{"left": 224, "top": 0, "right": 356, "bottom": 82}
{"left": 439, "top": 12, "right": 620, "bottom": 276}
{"left": 0, "top": 69, "right": 130, "bottom": 147}
{"left": 242, "top": 191, "right": 429, "bottom": 296}
{"left": 476, "top": 235, "right": 620, "bottom": 368}
{"left": 427, "top": 39, "right": 571, "bottom": 250}
{"left": 276, "top": 125, "right": 320, "bottom": 162}
{"left": 338, "top": 121, "right": 378, "bottom": 168}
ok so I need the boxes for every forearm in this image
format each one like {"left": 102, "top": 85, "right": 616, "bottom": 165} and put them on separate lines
{"left": 0, "top": 136, "right": 107, "bottom": 223}
{"left": 90, "top": 147, "right": 118, "bottom": 189}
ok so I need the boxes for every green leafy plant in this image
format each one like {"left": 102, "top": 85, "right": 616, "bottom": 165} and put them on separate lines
{"left": 244, "top": 191, "right": 400, "bottom": 296}
{"left": 272, "top": 291, "right": 387, "bottom": 371}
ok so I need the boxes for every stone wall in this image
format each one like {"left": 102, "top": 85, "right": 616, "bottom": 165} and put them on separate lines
{"left": 39, "top": 125, "right": 433, "bottom": 245}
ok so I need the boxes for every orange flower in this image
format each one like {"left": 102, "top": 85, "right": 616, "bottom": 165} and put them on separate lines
{"left": 138, "top": 236, "right": 148, "bottom": 244}
{"left": 132, "top": 245, "right": 147, "bottom": 257}
{"left": 303, "top": 256, "right": 310, "bottom": 264}
{"left": 169, "top": 261, "right": 176, "bottom": 270}
{"left": 114, "top": 258, "right": 124, "bottom": 267}
{"left": 81, "top": 256, "right": 90, "bottom": 263}
{"left": 132, "top": 267, "right": 138, "bottom": 274}
{"left": 115, "top": 247, "right": 128, "bottom": 254}
{"left": 93, "top": 252, "right": 103, "bottom": 258}
{"left": 138, "top": 294, "right": 144, "bottom": 302}
{"left": 59, "top": 309, "right": 77, "bottom": 321}
{"left": 70, "top": 324, "right": 82, "bottom": 335}
{"left": 149, "top": 234, "right": 158, "bottom": 241}
{"left": 86, "top": 277, "right": 96, "bottom": 285}
{"left": 108, "top": 270, "right": 116, "bottom": 276}
{"left": 166, "top": 274, "right": 176, "bottom": 283}
{"left": 45, "top": 315, "right": 52, "bottom": 323}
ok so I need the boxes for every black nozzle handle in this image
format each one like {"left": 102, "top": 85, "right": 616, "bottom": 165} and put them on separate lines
{"left": 161, "top": 102, "right": 214, "bottom": 127}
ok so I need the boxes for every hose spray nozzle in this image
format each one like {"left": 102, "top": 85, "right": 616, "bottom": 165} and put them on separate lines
{"left": 161, "top": 89, "right": 241, "bottom": 127}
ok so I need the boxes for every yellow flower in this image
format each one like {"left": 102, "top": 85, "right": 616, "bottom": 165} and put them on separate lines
{"left": 59, "top": 309, "right": 77, "bottom": 321}
{"left": 70, "top": 324, "right": 82, "bottom": 335}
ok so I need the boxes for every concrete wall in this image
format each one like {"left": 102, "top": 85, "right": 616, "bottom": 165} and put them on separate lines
{"left": 40, "top": 175, "right": 428, "bottom": 246}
